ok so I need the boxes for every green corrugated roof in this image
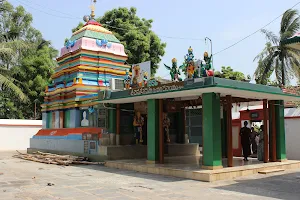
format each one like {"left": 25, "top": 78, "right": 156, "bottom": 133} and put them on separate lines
{"left": 70, "top": 30, "right": 120, "bottom": 43}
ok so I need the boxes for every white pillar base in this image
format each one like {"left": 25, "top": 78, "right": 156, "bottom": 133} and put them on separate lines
{"left": 185, "top": 134, "right": 189, "bottom": 144}
{"left": 109, "top": 133, "right": 116, "bottom": 145}
{"left": 116, "top": 134, "right": 120, "bottom": 146}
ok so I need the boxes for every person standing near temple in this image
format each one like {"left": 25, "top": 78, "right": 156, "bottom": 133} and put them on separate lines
{"left": 257, "top": 125, "right": 264, "bottom": 161}
{"left": 250, "top": 127, "right": 258, "bottom": 154}
{"left": 240, "top": 121, "right": 251, "bottom": 161}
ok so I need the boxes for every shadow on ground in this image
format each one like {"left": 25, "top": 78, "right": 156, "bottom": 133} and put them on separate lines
{"left": 71, "top": 164, "right": 186, "bottom": 183}
{"left": 215, "top": 172, "right": 300, "bottom": 200}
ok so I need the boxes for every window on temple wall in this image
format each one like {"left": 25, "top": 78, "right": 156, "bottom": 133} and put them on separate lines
{"left": 97, "top": 108, "right": 107, "bottom": 128}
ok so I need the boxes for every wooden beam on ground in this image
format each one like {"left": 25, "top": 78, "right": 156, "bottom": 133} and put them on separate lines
{"left": 226, "top": 95, "right": 233, "bottom": 167}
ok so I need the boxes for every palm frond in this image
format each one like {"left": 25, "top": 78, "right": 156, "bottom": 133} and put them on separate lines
{"left": 261, "top": 29, "right": 279, "bottom": 45}
{"left": 281, "top": 15, "right": 300, "bottom": 39}
{"left": 0, "top": 74, "right": 28, "bottom": 102}
{"left": 254, "top": 52, "right": 277, "bottom": 83}
{"left": 280, "top": 9, "right": 299, "bottom": 39}
{"left": 253, "top": 42, "right": 278, "bottom": 61}
{"left": 274, "top": 57, "right": 282, "bottom": 85}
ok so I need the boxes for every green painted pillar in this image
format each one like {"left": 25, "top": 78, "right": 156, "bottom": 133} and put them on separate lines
{"left": 108, "top": 104, "right": 116, "bottom": 133}
{"left": 275, "top": 100, "right": 286, "bottom": 161}
{"left": 147, "top": 99, "right": 159, "bottom": 162}
{"left": 202, "top": 93, "right": 222, "bottom": 169}
{"left": 221, "top": 107, "right": 227, "bottom": 158}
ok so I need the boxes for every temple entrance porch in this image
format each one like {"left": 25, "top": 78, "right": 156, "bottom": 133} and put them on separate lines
{"left": 99, "top": 77, "right": 298, "bottom": 172}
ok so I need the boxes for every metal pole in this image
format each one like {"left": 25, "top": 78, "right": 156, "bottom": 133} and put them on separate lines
{"left": 205, "top": 37, "right": 213, "bottom": 70}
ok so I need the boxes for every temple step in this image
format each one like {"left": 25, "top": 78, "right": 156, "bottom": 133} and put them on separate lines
{"left": 258, "top": 169, "right": 285, "bottom": 174}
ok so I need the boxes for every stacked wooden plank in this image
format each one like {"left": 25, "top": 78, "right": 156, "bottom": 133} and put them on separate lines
{"left": 13, "top": 151, "right": 104, "bottom": 166}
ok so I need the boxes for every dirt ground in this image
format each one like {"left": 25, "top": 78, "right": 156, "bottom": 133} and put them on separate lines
{"left": 1, "top": 151, "right": 300, "bottom": 200}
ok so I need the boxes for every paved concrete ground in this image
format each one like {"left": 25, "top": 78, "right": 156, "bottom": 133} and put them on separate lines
{"left": 1, "top": 151, "right": 300, "bottom": 200}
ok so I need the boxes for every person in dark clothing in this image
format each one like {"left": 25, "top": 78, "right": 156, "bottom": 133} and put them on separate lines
{"left": 240, "top": 121, "right": 251, "bottom": 161}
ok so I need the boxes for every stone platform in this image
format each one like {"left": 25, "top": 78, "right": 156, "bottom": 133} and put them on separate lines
{"left": 99, "top": 143, "right": 200, "bottom": 160}
{"left": 105, "top": 156, "right": 300, "bottom": 182}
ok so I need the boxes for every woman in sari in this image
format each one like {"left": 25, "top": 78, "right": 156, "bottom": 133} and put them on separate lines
{"left": 257, "top": 125, "right": 264, "bottom": 161}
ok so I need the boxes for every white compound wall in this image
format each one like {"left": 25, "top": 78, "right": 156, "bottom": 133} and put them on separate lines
{"left": 0, "top": 119, "right": 42, "bottom": 151}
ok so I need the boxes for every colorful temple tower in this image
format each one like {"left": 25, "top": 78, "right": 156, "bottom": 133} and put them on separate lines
{"left": 41, "top": 1, "right": 130, "bottom": 130}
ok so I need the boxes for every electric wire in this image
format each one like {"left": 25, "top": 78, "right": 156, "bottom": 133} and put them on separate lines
{"left": 14, "top": 0, "right": 300, "bottom": 56}
{"left": 213, "top": 1, "right": 300, "bottom": 56}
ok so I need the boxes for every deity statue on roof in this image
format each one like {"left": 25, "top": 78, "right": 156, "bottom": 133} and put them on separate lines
{"left": 200, "top": 51, "right": 214, "bottom": 77}
{"left": 143, "top": 71, "right": 148, "bottom": 87}
{"left": 124, "top": 70, "right": 132, "bottom": 89}
{"left": 179, "top": 46, "right": 199, "bottom": 79}
{"left": 164, "top": 58, "right": 182, "bottom": 82}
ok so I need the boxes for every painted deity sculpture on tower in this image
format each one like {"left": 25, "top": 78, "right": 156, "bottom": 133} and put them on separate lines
{"left": 200, "top": 51, "right": 214, "bottom": 77}
{"left": 179, "top": 46, "right": 199, "bottom": 79}
{"left": 164, "top": 58, "right": 182, "bottom": 82}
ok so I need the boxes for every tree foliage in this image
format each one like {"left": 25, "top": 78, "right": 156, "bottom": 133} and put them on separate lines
{"left": 72, "top": 7, "right": 166, "bottom": 76}
{"left": 0, "top": 1, "right": 58, "bottom": 119}
{"left": 254, "top": 9, "right": 300, "bottom": 86}
{"left": 214, "top": 66, "right": 249, "bottom": 81}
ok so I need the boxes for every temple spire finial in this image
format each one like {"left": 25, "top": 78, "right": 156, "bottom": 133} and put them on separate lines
{"left": 90, "top": 0, "right": 97, "bottom": 19}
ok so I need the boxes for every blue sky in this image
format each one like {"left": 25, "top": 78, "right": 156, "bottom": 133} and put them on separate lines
{"left": 10, "top": 0, "right": 300, "bottom": 81}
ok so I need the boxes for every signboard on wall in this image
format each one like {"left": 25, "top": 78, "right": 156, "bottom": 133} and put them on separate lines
{"left": 130, "top": 81, "right": 184, "bottom": 96}
{"left": 132, "top": 61, "right": 151, "bottom": 83}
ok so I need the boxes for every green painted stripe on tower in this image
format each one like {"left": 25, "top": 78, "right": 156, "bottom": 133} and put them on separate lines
{"left": 147, "top": 99, "right": 159, "bottom": 162}
{"left": 202, "top": 93, "right": 222, "bottom": 167}
{"left": 64, "top": 110, "right": 71, "bottom": 128}
{"left": 47, "top": 112, "right": 52, "bottom": 129}
{"left": 70, "top": 30, "right": 120, "bottom": 43}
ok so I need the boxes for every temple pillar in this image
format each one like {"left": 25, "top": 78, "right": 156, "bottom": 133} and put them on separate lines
{"left": 275, "top": 100, "right": 287, "bottom": 161}
{"left": 263, "top": 99, "right": 269, "bottom": 163}
{"left": 268, "top": 101, "right": 277, "bottom": 162}
{"left": 69, "top": 109, "right": 80, "bottom": 128}
{"left": 42, "top": 112, "right": 47, "bottom": 129}
{"left": 226, "top": 95, "right": 233, "bottom": 167}
{"left": 159, "top": 99, "right": 164, "bottom": 164}
{"left": 147, "top": 99, "right": 159, "bottom": 163}
{"left": 64, "top": 109, "right": 71, "bottom": 128}
{"left": 59, "top": 111, "right": 64, "bottom": 128}
{"left": 116, "top": 104, "right": 120, "bottom": 145}
{"left": 108, "top": 105, "right": 116, "bottom": 134}
{"left": 202, "top": 93, "right": 222, "bottom": 169}
{"left": 221, "top": 107, "right": 227, "bottom": 158}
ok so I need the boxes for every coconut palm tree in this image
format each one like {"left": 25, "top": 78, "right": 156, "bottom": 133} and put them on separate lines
{"left": 0, "top": 40, "right": 28, "bottom": 101}
{"left": 254, "top": 9, "right": 300, "bottom": 86}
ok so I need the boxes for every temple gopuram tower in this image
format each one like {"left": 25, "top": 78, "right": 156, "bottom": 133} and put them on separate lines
{"left": 41, "top": 0, "right": 129, "bottom": 129}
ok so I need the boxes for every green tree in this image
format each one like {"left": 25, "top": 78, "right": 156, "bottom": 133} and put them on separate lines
{"left": 214, "top": 66, "right": 249, "bottom": 81}
{"left": 0, "top": 1, "right": 57, "bottom": 119}
{"left": 72, "top": 7, "right": 166, "bottom": 76}
{"left": 254, "top": 9, "right": 300, "bottom": 86}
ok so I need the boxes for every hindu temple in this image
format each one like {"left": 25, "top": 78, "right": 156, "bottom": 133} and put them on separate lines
{"left": 29, "top": 2, "right": 300, "bottom": 182}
